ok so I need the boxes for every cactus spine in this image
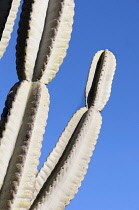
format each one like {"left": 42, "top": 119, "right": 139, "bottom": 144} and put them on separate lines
{"left": 0, "top": 1, "right": 116, "bottom": 210}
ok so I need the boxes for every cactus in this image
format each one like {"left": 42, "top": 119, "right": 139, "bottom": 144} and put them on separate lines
{"left": 0, "top": 1, "right": 116, "bottom": 210}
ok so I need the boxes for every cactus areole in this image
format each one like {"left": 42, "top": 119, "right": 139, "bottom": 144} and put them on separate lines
{"left": 0, "top": 0, "right": 116, "bottom": 209}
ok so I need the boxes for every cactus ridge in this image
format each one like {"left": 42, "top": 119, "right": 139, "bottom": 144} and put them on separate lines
{"left": 16, "top": 0, "right": 49, "bottom": 81}
{"left": 0, "top": 0, "right": 12, "bottom": 40}
{"left": 0, "top": 82, "right": 22, "bottom": 140}
{"left": 34, "top": 107, "right": 87, "bottom": 201}
{"left": 0, "top": 0, "right": 21, "bottom": 58}
{"left": 0, "top": 81, "right": 31, "bottom": 191}
{"left": 33, "top": 0, "right": 75, "bottom": 84}
{"left": 0, "top": 82, "right": 50, "bottom": 209}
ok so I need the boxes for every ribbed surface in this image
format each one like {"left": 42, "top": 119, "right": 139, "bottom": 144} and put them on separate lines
{"left": 16, "top": 0, "right": 49, "bottom": 81}
{"left": 85, "top": 50, "right": 104, "bottom": 105}
{"left": 34, "top": 107, "right": 87, "bottom": 201}
{"left": 85, "top": 50, "right": 116, "bottom": 111}
{"left": 16, "top": 0, "right": 74, "bottom": 84}
{"left": 0, "top": 0, "right": 21, "bottom": 58}
{"left": 0, "top": 83, "right": 50, "bottom": 209}
{"left": 33, "top": 0, "right": 75, "bottom": 84}
{"left": 30, "top": 107, "right": 102, "bottom": 210}
{"left": 0, "top": 0, "right": 12, "bottom": 40}
{"left": 0, "top": 81, "right": 31, "bottom": 191}
{"left": 0, "top": 0, "right": 117, "bottom": 208}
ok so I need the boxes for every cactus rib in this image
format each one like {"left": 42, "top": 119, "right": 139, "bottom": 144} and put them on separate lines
{"left": 16, "top": 0, "right": 49, "bottom": 81}
{"left": 34, "top": 107, "right": 87, "bottom": 201}
{"left": 0, "top": 0, "right": 21, "bottom": 58}
{"left": 33, "top": 0, "right": 75, "bottom": 84}
{"left": 0, "top": 82, "right": 50, "bottom": 209}
{"left": 0, "top": 81, "right": 31, "bottom": 191}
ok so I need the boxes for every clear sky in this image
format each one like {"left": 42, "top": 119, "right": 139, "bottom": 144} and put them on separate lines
{"left": 0, "top": 0, "right": 139, "bottom": 210}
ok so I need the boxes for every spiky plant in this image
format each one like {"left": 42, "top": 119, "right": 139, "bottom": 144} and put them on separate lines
{"left": 0, "top": 1, "right": 116, "bottom": 210}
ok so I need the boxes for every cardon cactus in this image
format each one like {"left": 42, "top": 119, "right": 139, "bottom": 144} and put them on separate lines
{"left": 0, "top": 1, "right": 116, "bottom": 210}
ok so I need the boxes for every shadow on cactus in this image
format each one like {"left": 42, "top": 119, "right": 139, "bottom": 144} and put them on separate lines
{"left": 0, "top": 0, "right": 116, "bottom": 209}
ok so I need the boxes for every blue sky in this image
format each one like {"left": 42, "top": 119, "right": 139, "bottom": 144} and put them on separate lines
{"left": 0, "top": 0, "right": 139, "bottom": 210}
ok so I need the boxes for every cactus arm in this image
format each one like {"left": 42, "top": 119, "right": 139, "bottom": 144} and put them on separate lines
{"left": 34, "top": 107, "right": 87, "bottom": 200}
{"left": 16, "top": 0, "right": 49, "bottom": 81}
{"left": 0, "top": 83, "right": 50, "bottom": 209}
{"left": 85, "top": 50, "right": 116, "bottom": 110}
{"left": 30, "top": 107, "right": 102, "bottom": 210}
{"left": 33, "top": 0, "right": 75, "bottom": 84}
{"left": 0, "top": 0, "right": 21, "bottom": 58}
{"left": 29, "top": 49, "right": 116, "bottom": 210}
{"left": 16, "top": 0, "right": 74, "bottom": 83}
{"left": 0, "top": 81, "right": 31, "bottom": 190}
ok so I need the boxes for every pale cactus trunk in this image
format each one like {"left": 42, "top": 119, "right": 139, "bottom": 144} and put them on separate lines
{"left": 0, "top": 1, "right": 116, "bottom": 210}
